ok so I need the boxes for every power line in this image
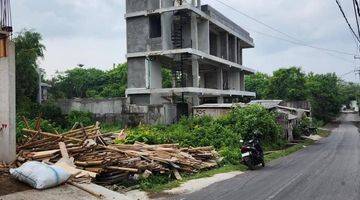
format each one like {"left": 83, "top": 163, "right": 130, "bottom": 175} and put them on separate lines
{"left": 354, "top": 0, "right": 360, "bottom": 18}
{"left": 248, "top": 28, "right": 354, "bottom": 64}
{"left": 341, "top": 69, "right": 356, "bottom": 77}
{"left": 352, "top": 0, "right": 360, "bottom": 39}
{"left": 335, "top": 0, "right": 360, "bottom": 44}
{"left": 211, "top": 0, "right": 359, "bottom": 57}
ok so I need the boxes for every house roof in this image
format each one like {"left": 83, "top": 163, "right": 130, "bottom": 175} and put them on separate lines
{"left": 248, "top": 100, "right": 283, "bottom": 109}
{"left": 277, "top": 105, "right": 310, "bottom": 113}
{"left": 40, "top": 82, "right": 51, "bottom": 88}
{"left": 193, "top": 103, "right": 246, "bottom": 109}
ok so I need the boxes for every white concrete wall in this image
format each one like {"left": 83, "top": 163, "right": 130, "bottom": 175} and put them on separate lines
{"left": 0, "top": 41, "right": 16, "bottom": 163}
{"left": 57, "top": 98, "right": 127, "bottom": 115}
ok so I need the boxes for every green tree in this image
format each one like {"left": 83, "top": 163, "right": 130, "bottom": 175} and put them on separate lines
{"left": 306, "top": 73, "right": 342, "bottom": 122}
{"left": 100, "top": 63, "right": 128, "bottom": 98}
{"left": 51, "top": 68, "right": 106, "bottom": 98}
{"left": 338, "top": 81, "right": 360, "bottom": 106}
{"left": 267, "top": 67, "right": 307, "bottom": 101}
{"left": 51, "top": 63, "right": 175, "bottom": 99}
{"left": 14, "top": 30, "right": 45, "bottom": 111}
{"left": 245, "top": 72, "right": 270, "bottom": 99}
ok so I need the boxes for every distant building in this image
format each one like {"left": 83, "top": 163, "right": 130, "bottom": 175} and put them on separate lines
{"left": 40, "top": 82, "right": 51, "bottom": 103}
{"left": 350, "top": 100, "right": 359, "bottom": 112}
{"left": 192, "top": 100, "right": 311, "bottom": 141}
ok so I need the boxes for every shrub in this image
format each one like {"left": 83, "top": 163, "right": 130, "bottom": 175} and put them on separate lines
{"left": 16, "top": 115, "right": 62, "bottom": 142}
{"left": 39, "top": 103, "right": 67, "bottom": 128}
{"left": 293, "top": 117, "right": 313, "bottom": 139}
{"left": 124, "top": 104, "right": 284, "bottom": 164}
{"left": 67, "top": 110, "right": 94, "bottom": 127}
{"left": 229, "top": 104, "right": 283, "bottom": 145}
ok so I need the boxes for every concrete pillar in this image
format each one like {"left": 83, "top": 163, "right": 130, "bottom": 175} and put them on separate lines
{"left": 234, "top": 38, "right": 238, "bottom": 63}
{"left": 191, "top": 13, "right": 198, "bottom": 50}
{"left": 192, "top": 56, "right": 200, "bottom": 106}
{"left": 240, "top": 71, "right": 245, "bottom": 91}
{"left": 217, "top": 67, "right": 223, "bottom": 90}
{"left": 145, "top": 58, "right": 150, "bottom": 89}
{"left": 216, "top": 67, "right": 224, "bottom": 104}
{"left": 0, "top": 40, "right": 16, "bottom": 163}
{"left": 191, "top": 0, "right": 201, "bottom": 6}
{"left": 192, "top": 57, "right": 200, "bottom": 88}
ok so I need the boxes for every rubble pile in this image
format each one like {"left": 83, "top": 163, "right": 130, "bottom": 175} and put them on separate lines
{"left": 16, "top": 121, "right": 221, "bottom": 184}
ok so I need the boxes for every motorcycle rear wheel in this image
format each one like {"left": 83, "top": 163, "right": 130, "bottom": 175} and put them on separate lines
{"left": 245, "top": 159, "right": 255, "bottom": 170}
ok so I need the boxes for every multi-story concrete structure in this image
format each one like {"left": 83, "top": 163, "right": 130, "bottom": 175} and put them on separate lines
{"left": 125, "top": 0, "right": 255, "bottom": 116}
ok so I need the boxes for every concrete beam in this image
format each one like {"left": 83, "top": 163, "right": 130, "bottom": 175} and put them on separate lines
{"left": 126, "top": 48, "right": 255, "bottom": 74}
{"left": 126, "top": 87, "right": 256, "bottom": 97}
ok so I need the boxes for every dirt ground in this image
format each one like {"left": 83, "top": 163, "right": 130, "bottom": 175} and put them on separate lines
{"left": 0, "top": 173, "right": 31, "bottom": 196}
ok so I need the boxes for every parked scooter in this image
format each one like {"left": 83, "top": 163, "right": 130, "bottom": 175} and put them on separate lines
{"left": 241, "top": 131, "right": 265, "bottom": 170}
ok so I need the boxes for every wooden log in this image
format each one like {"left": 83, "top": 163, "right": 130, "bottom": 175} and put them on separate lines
{"left": 21, "top": 116, "right": 30, "bottom": 129}
{"left": 26, "top": 149, "right": 60, "bottom": 159}
{"left": 106, "top": 166, "right": 138, "bottom": 173}
{"left": 173, "top": 169, "right": 182, "bottom": 180}
{"left": 22, "top": 129, "right": 83, "bottom": 142}
{"left": 75, "top": 161, "right": 104, "bottom": 167}
{"left": 68, "top": 182, "right": 104, "bottom": 199}
{"left": 70, "top": 122, "right": 79, "bottom": 130}
{"left": 59, "top": 142, "right": 70, "bottom": 160}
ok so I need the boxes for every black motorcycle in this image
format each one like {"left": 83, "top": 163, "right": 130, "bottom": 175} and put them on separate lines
{"left": 241, "top": 135, "right": 265, "bottom": 170}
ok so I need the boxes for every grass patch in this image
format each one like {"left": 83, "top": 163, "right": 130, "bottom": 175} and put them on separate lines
{"left": 100, "top": 123, "right": 124, "bottom": 133}
{"left": 140, "top": 164, "right": 247, "bottom": 193}
{"left": 264, "top": 139, "right": 315, "bottom": 162}
{"left": 317, "top": 129, "right": 331, "bottom": 138}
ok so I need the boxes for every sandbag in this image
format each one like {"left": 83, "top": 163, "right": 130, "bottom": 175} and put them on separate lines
{"left": 10, "top": 161, "right": 71, "bottom": 189}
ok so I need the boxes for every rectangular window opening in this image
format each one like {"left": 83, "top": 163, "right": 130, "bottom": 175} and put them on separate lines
{"left": 149, "top": 14, "right": 162, "bottom": 38}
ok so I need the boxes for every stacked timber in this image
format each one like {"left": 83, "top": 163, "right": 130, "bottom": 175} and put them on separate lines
{"left": 16, "top": 120, "right": 221, "bottom": 185}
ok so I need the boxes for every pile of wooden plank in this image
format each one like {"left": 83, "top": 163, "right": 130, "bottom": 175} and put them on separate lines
{"left": 16, "top": 120, "right": 221, "bottom": 185}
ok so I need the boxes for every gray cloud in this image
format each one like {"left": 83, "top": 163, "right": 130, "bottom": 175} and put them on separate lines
{"left": 12, "top": 0, "right": 360, "bottom": 82}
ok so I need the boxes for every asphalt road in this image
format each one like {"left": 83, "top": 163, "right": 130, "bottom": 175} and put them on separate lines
{"left": 171, "top": 113, "right": 360, "bottom": 200}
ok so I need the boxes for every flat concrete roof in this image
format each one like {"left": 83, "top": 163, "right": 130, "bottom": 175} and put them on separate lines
{"left": 201, "top": 5, "right": 253, "bottom": 47}
{"left": 124, "top": 4, "right": 254, "bottom": 47}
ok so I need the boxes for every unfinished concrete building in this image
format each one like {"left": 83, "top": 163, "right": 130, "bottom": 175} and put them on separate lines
{"left": 125, "top": 0, "right": 255, "bottom": 117}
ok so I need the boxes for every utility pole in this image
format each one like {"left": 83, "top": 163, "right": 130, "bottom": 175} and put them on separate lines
{"left": 354, "top": 56, "right": 360, "bottom": 80}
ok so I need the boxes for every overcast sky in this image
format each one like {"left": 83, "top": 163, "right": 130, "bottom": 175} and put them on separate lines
{"left": 12, "top": 0, "right": 360, "bottom": 82}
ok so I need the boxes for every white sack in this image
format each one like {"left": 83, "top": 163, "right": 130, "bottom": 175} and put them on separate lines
{"left": 10, "top": 161, "right": 71, "bottom": 189}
